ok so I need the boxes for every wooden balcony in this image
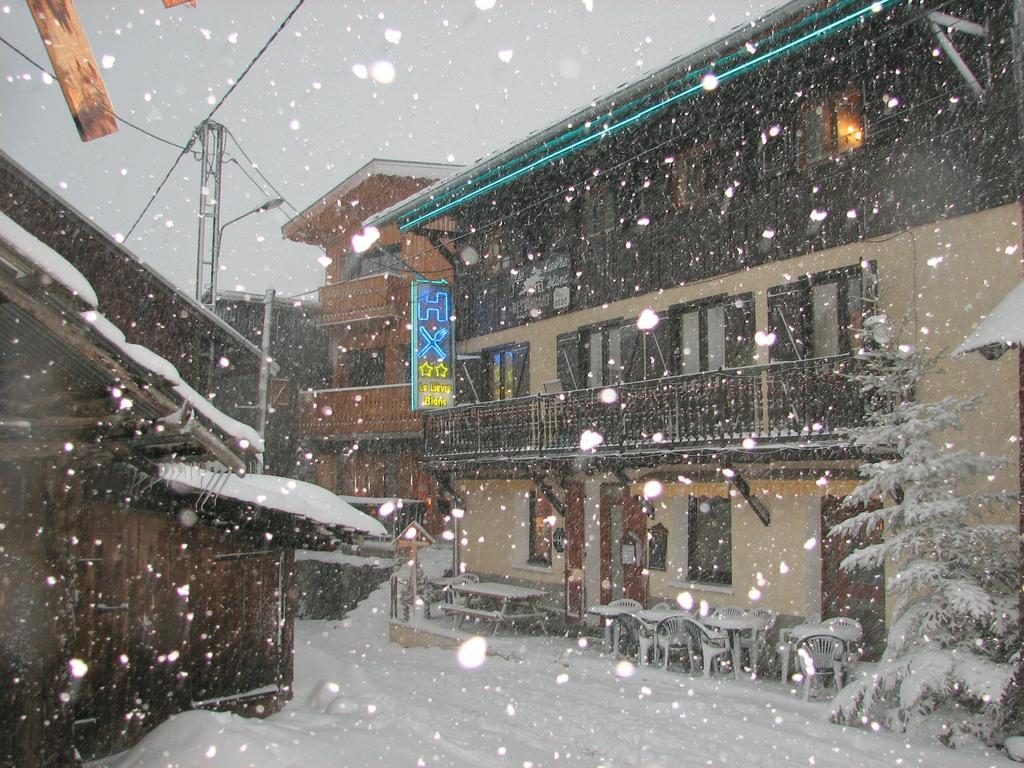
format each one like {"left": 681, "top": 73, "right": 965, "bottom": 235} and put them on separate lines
{"left": 300, "top": 384, "right": 421, "bottom": 439}
{"left": 318, "top": 273, "right": 409, "bottom": 327}
{"left": 423, "top": 355, "right": 870, "bottom": 464}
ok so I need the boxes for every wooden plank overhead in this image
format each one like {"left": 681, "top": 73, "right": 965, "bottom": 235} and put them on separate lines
{"left": 25, "top": 0, "right": 118, "bottom": 141}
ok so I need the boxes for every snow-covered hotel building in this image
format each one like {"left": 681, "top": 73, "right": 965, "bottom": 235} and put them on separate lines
{"left": 364, "top": 0, "right": 1023, "bottom": 655}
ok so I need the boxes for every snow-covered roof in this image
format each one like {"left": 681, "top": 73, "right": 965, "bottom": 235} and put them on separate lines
{"left": 0, "top": 211, "right": 98, "bottom": 307}
{"left": 953, "top": 281, "right": 1024, "bottom": 356}
{"left": 86, "top": 312, "right": 264, "bottom": 453}
{"left": 159, "top": 462, "right": 388, "bottom": 536}
{"left": 362, "top": 0, "right": 832, "bottom": 230}
{"left": 286, "top": 158, "right": 463, "bottom": 228}
{"left": 0, "top": 209, "right": 263, "bottom": 454}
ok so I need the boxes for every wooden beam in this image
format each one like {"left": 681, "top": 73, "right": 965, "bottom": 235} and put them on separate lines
{"left": 162, "top": 0, "right": 197, "bottom": 7}
{"left": 25, "top": 0, "right": 118, "bottom": 141}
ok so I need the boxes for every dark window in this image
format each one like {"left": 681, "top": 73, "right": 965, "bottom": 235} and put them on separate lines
{"left": 648, "top": 522, "right": 668, "bottom": 571}
{"left": 675, "top": 294, "right": 754, "bottom": 374}
{"left": 346, "top": 347, "right": 386, "bottom": 387}
{"left": 687, "top": 496, "right": 731, "bottom": 585}
{"left": 582, "top": 186, "right": 617, "bottom": 238}
{"left": 768, "top": 265, "right": 873, "bottom": 362}
{"left": 556, "top": 331, "right": 583, "bottom": 391}
{"left": 622, "top": 320, "right": 672, "bottom": 382}
{"left": 672, "top": 145, "right": 714, "bottom": 208}
{"left": 358, "top": 243, "right": 401, "bottom": 277}
{"left": 798, "top": 90, "right": 864, "bottom": 166}
{"left": 528, "top": 491, "right": 552, "bottom": 566}
{"left": 760, "top": 123, "right": 793, "bottom": 176}
{"left": 487, "top": 343, "right": 529, "bottom": 400}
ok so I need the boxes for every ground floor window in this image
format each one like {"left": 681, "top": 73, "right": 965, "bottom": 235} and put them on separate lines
{"left": 687, "top": 495, "right": 731, "bottom": 585}
{"left": 527, "top": 491, "right": 552, "bottom": 566}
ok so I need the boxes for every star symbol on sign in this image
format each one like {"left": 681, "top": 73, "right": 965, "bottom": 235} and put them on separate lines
{"left": 418, "top": 361, "right": 435, "bottom": 378}
{"left": 433, "top": 362, "right": 449, "bottom": 379}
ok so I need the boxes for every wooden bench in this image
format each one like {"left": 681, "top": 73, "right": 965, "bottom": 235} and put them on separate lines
{"left": 439, "top": 603, "right": 504, "bottom": 630}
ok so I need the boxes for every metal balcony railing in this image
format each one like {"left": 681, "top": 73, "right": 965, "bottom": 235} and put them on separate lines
{"left": 423, "top": 355, "right": 868, "bottom": 462}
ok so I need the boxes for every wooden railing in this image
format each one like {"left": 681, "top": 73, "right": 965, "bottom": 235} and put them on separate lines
{"left": 423, "top": 355, "right": 868, "bottom": 462}
{"left": 318, "top": 273, "right": 409, "bottom": 326}
{"left": 299, "top": 384, "right": 420, "bottom": 437}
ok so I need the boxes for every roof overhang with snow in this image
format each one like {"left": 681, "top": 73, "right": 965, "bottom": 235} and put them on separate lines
{"left": 159, "top": 463, "right": 388, "bottom": 537}
{"left": 954, "top": 281, "right": 1024, "bottom": 359}
{"left": 364, "top": 0, "right": 903, "bottom": 233}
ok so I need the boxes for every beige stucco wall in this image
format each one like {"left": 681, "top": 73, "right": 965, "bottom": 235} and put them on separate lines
{"left": 449, "top": 203, "right": 1022, "bottom": 616}
{"left": 455, "top": 479, "right": 566, "bottom": 586}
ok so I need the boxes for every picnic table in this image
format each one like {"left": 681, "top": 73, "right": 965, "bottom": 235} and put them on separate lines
{"left": 441, "top": 582, "right": 548, "bottom": 634}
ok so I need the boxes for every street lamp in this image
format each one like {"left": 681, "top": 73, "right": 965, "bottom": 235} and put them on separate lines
{"left": 201, "top": 197, "right": 284, "bottom": 309}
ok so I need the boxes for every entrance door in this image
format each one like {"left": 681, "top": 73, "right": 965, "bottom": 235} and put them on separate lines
{"left": 821, "top": 495, "right": 885, "bottom": 660}
{"left": 599, "top": 484, "right": 647, "bottom": 605}
{"left": 563, "top": 481, "right": 585, "bottom": 618}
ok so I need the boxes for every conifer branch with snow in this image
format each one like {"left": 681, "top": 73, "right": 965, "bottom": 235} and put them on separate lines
{"left": 829, "top": 318, "right": 1019, "bottom": 748}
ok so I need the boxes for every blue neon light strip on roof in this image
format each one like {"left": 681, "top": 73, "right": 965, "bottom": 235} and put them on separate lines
{"left": 398, "top": 0, "right": 902, "bottom": 232}
{"left": 395, "top": 0, "right": 863, "bottom": 228}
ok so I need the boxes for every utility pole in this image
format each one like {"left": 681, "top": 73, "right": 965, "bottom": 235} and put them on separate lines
{"left": 256, "top": 288, "right": 276, "bottom": 474}
{"left": 195, "top": 120, "right": 226, "bottom": 309}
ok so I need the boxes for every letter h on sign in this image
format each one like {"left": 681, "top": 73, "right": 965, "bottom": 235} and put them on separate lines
{"left": 418, "top": 290, "right": 450, "bottom": 323}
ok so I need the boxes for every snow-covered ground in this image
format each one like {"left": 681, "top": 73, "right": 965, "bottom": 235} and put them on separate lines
{"left": 94, "top": 552, "right": 1014, "bottom": 768}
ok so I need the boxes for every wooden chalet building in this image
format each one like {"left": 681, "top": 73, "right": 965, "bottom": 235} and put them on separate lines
{"left": 366, "top": 0, "right": 1024, "bottom": 653}
{"left": 283, "top": 159, "right": 461, "bottom": 533}
{"left": 0, "top": 167, "right": 384, "bottom": 766}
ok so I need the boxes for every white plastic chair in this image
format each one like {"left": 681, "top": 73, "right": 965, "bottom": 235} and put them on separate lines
{"left": 794, "top": 634, "right": 848, "bottom": 700}
{"left": 739, "top": 608, "right": 776, "bottom": 675}
{"left": 650, "top": 601, "right": 673, "bottom": 610}
{"left": 715, "top": 605, "right": 747, "bottom": 617}
{"left": 822, "top": 616, "right": 863, "bottom": 666}
{"left": 656, "top": 616, "right": 729, "bottom": 677}
{"left": 603, "top": 598, "right": 642, "bottom": 653}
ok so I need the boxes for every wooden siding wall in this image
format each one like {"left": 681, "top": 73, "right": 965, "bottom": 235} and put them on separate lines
{"left": 0, "top": 153, "right": 261, "bottom": 428}
{"left": 452, "top": 0, "right": 1022, "bottom": 340}
{"left": 0, "top": 461, "right": 295, "bottom": 766}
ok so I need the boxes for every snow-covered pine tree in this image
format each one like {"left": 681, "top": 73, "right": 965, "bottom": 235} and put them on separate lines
{"left": 829, "top": 319, "right": 1019, "bottom": 747}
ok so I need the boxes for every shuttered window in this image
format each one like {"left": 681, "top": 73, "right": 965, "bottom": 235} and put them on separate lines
{"left": 687, "top": 496, "right": 732, "bottom": 585}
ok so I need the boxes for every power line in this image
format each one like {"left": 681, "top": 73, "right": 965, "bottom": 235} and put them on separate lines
{"left": 224, "top": 129, "right": 299, "bottom": 214}
{"left": 125, "top": 0, "right": 308, "bottom": 240}
{"left": 0, "top": 34, "right": 187, "bottom": 150}
{"left": 205, "top": 0, "right": 307, "bottom": 123}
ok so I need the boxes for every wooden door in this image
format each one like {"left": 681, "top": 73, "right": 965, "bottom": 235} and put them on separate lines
{"left": 599, "top": 484, "right": 647, "bottom": 605}
{"left": 563, "top": 480, "right": 585, "bottom": 618}
{"left": 821, "top": 495, "right": 885, "bottom": 660}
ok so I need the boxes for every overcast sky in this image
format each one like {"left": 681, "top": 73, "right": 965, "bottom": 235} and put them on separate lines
{"left": 1, "top": 0, "right": 775, "bottom": 301}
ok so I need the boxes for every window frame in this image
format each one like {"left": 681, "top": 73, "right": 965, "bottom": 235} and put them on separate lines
{"left": 671, "top": 143, "right": 714, "bottom": 209}
{"left": 797, "top": 88, "right": 865, "bottom": 167}
{"left": 671, "top": 292, "right": 755, "bottom": 374}
{"left": 484, "top": 342, "right": 530, "bottom": 401}
{"left": 581, "top": 185, "right": 618, "bottom": 238}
